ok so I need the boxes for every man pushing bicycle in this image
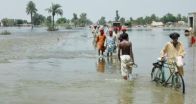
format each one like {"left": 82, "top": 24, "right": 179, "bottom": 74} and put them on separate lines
{"left": 160, "top": 32, "right": 185, "bottom": 76}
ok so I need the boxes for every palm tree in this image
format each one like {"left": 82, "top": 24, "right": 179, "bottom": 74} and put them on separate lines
{"left": 26, "top": 1, "right": 37, "bottom": 29}
{"left": 46, "top": 3, "right": 63, "bottom": 30}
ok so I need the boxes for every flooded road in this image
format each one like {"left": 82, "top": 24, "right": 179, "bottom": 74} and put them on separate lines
{"left": 0, "top": 27, "right": 195, "bottom": 104}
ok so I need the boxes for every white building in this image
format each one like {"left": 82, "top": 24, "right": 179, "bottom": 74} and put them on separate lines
{"left": 188, "top": 12, "right": 196, "bottom": 33}
{"left": 151, "top": 21, "right": 164, "bottom": 27}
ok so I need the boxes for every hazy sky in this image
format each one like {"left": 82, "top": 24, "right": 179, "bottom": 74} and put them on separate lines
{"left": 0, "top": 0, "right": 195, "bottom": 22}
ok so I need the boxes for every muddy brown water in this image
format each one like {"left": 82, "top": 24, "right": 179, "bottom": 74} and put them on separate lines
{"left": 0, "top": 27, "right": 195, "bottom": 104}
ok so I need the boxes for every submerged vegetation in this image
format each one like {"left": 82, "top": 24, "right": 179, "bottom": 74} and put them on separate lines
{"left": 0, "top": 30, "right": 11, "bottom": 35}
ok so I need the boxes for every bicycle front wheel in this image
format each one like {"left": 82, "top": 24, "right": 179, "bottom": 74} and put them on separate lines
{"left": 172, "top": 73, "right": 185, "bottom": 94}
{"left": 151, "top": 66, "right": 164, "bottom": 83}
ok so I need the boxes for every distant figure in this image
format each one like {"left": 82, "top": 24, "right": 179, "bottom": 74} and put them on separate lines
{"left": 119, "top": 26, "right": 129, "bottom": 42}
{"left": 91, "top": 25, "right": 99, "bottom": 48}
{"left": 106, "top": 28, "right": 116, "bottom": 57}
{"left": 184, "top": 29, "right": 190, "bottom": 37}
{"left": 113, "top": 27, "right": 120, "bottom": 52}
{"left": 184, "top": 28, "right": 196, "bottom": 47}
{"left": 160, "top": 32, "right": 185, "bottom": 76}
{"left": 191, "top": 35, "right": 196, "bottom": 46}
{"left": 118, "top": 33, "right": 135, "bottom": 80}
{"left": 96, "top": 28, "right": 106, "bottom": 57}
{"left": 92, "top": 25, "right": 98, "bottom": 37}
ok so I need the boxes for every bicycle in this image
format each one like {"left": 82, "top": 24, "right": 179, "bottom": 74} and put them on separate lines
{"left": 151, "top": 58, "right": 185, "bottom": 94}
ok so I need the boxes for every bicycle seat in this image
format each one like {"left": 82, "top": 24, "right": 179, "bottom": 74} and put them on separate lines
{"left": 153, "top": 58, "right": 165, "bottom": 67}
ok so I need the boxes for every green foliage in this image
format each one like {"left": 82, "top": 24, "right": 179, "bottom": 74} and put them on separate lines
{"left": 115, "top": 10, "right": 120, "bottom": 22}
{"left": 26, "top": 1, "right": 37, "bottom": 28}
{"left": 161, "top": 13, "right": 177, "bottom": 23}
{"left": 182, "top": 16, "right": 188, "bottom": 23}
{"left": 78, "top": 13, "right": 87, "bottom": 27}
{"left": 0, "top": 30, "right": 11, "bottom": 35}
{"left": 176, "top": 14, "right": 182, "bottom": 21}
{"left": 26, "top": 1, "right": 37, "bottom": 15}
{"left": 86, "top": 19, "right": 93, "bottom": 25}
{"left": 150, "top": 14, "right": 159, "bottom": 21}
{"left": 1, "top": 18, "right": 27, "bottom": 26}
{"left": 98, "top": 16, "right": 106, "bottom": 25}
{"left": 1, "top": 18, "right": 14, "bottom": 26}
{"left": 136, "top": 17, "right": 145, "bottom": 25}
{"left": 144, "top": 16, "right": 152, "bottom": 24}
{"left": 120, "top": 17, "right": 125, "bottom": 25}
{"left": 123, "top": 13, "right": 187, "bottom": 26}
{"left": 71, "top": 13, "right": 78, "bottom": 27}
{"left": 46, "top": 3, "right": 63, "bottom": 31}
{"left": 46, "top": 16, "right": 52, "bottom": 29}
{"left": 15, "top": 19, "right": 25, "bottom": 25}
{"left": 56, "top": 17, "right": 67, "bottom": 24}
{"left": 124, "top": 20, "right": 132, "bottom": 27}
{"left": 32, "top": 13, "right": 46, "bottom": 25}
{"left": 65, "top": 23, "right": 72, "bottom": 29}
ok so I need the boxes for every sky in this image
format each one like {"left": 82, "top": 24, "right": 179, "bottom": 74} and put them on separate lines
{"left": 0, "top": 0, "right": 195, "bottom": 22}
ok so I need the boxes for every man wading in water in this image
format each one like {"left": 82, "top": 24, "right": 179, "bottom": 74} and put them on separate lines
{"left": 160, "top": 32, "right": 185, "bottom": 76}
{"left": 118, "top": 32, "right": 135, "bottom": 80}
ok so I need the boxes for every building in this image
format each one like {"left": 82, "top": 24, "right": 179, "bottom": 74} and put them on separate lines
{"left": 151, "top": 21, "right": 164, "bottom": 27}
{"left": 188, "top": 12, "right": 196, "bottom": 33}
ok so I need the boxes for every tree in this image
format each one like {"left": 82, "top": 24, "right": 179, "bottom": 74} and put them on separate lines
{"left": 144, "top": 16, "right": 152, "bottom": 24}
{"left": 15, "top": 19, "right": 24, "bottom": 26}
{"left": 120, "top": 17, "right": 126, "bottom": 25}
{"left": 182, "top": 16, "right": 188, "bottom": 23}
{"left": 1, "top": 18, "right": 15, "bottom": 26}
{"left": 79, "top": 13, "right": 87, "bottom": 27}
{"left": 32, "top": 13, "right": 46, "bottom": 25}
{"left": 150, "top": 14, "right": 158, "bottom": 21}
{"left": 125, "top": 20, "right": 132, "bottom": 27}
{"left": 26, "top": 1, "right": 37, "bottom": 29}
{"left": 1, "top": 18, "right": 9, "bottom": 26}
{"left": 71, "top": 13, "right": 78, "bottom": 27}
{"left": 176, "top": 14, "right": 182, "bottom": 21}
{"left": 115, "top": 10, "right": 120, "bottom": 22}
{"left": 130, "top": 17, "right": 133, "bottom": 21}
{"left": 45, "top": 16, "right": 53, "bottom": 30}
{"left": 135, "top": 17, "right": 145, "bottom": 25}
{"left": 161, "top": 13, "right": 177, "bottom": 23}
{"left": 56, "top": 17, "right": 67, "bottom": 24}
{"left": 46, "top": 3, "right": 63, "bottom": 30}
{"left": 98, "top": 16, "right": 106, "bottom": 25}
{"left": 86, "top": 19, "right": 93, "bottom": 25}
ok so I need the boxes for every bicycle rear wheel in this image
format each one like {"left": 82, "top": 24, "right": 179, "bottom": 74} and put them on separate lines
{"left": 151, "top": 67, "right": 164, "bottom": 83}
{"left": 172, "top": 73, "right": 185, "bottom": 94}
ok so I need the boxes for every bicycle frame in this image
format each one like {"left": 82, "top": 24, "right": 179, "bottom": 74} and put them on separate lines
{"left": 157, "top": 60, "right": 177, "bottom": 85}
{"left": 151, "top": 59, "right": 185, "bottom": 94}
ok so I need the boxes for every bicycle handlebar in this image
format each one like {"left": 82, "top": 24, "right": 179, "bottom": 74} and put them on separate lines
{"left": 133, "top": 63, "right": 138, "bottom": 68}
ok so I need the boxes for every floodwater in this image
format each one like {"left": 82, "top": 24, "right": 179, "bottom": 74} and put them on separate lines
{"left": 0, "top": 27, "right": 195, "bottom": 104}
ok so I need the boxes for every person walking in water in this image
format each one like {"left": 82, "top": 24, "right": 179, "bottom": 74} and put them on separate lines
{"left": 119, "top": 26, "right": 129, "bottom": 42}
{"left": 106, "top": 28, "right": 116, "bottom": 57}
{"left": 96, "top": 28, "right": 106, "bottom": 58}
{"left": 160, "top": 32, "right": 185, "bottom": 76}
{"left": 118, "top": 32, "right": 135, "bottom": 80}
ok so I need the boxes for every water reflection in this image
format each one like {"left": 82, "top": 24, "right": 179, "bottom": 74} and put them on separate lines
{"left": 105, "top": 56, "right": 121, "bottom": 73}
{"left": 118, "top": 81, "right": 135, "bottom": 104}
{"left": 165, "top": 91, "right": 184, "bottom": 104}
{"left": 96, "top": 58, "right": 106, "bottom": 73}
